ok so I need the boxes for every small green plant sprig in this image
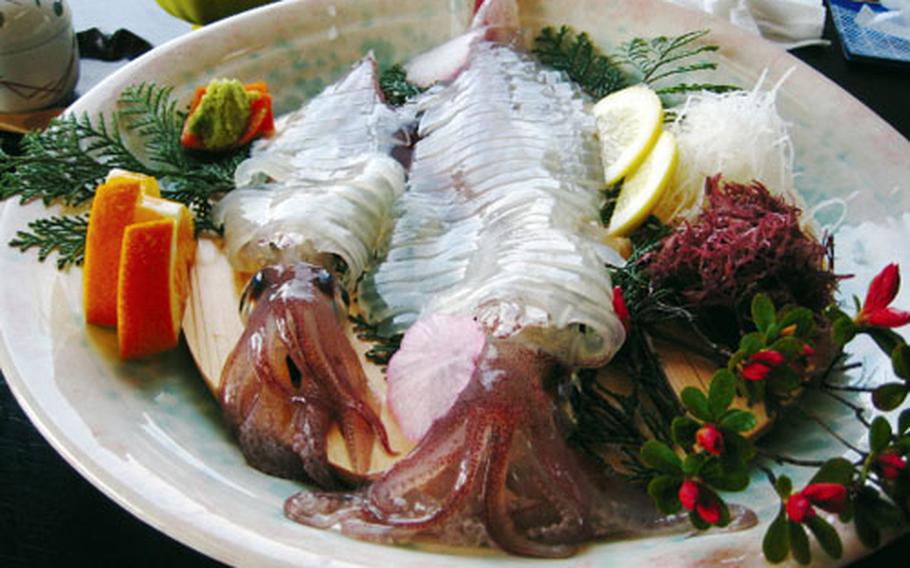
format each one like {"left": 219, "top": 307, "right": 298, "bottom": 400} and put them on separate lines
{"left": 532, "top": 26, "right": 738, "bottom": 103}
{"left": 727, "top": 294, "right": 817, "bottom": 407}
{"left": 641, "top": 369, "right": 756, "bottom": 529}
{"left": 637, "top": 263, "right": 910, "bottom": 565}
{"left": 760, "top": 408, "right": 910, "bottom": 565}
{"left": 762, "top": 460, "right": 852, "bottom": 564}
{"left": 8, "top": 214, "right": 88, "bottom": 270}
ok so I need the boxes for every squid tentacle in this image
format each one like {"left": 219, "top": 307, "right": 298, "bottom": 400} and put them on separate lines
{"left": 368, "top": 416, "right": 491, "bottom": 530}
{"left": 283, "top": 338, "right": 668, "bottom": 557}
{"left": 219, "top": 263, "right": 392, "bottom": 487}
{"left": 290, "top": 298, "right": 394, "bottom": 458}
{"left": 482, "top": 413, "right": 579, "bottom": 558}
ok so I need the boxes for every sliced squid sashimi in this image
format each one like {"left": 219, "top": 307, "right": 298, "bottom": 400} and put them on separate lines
{"left": 215, "top": 55, "right": 413, "bottom": 289}
{"left": 234, "top": 54, "right": 411, "bottom": 187}
{"left": 359, "top": 43, "right": 626, "bottom": 367}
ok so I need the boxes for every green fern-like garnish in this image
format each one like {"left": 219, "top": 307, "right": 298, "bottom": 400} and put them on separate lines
{"left": 117, "top": 83, "right": 247, "bottom": 233}
{"left": 118, "top": 82, "right": 189, "bottom": 170}
{"left": 533, "top": 26, "right": 738, "bottom": 101}
{"left": 0, "top": 114, "right": 144, "bottom": 207}
{"left": 348, "top": 314, "right": 403, "bottom": 365}
{"left": 9, "top": 214, "right": 88, "bottom": 270}
{"left": 532, "top": 26, "right": 625, "bottom": 99}
{"left": 616, "top": 30, "right": 738, "bottom": 96}
{"left": 1, "top": 83, "right": 250, "bottom": 268}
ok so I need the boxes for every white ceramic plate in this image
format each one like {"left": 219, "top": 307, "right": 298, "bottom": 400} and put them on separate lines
{"left": 2, "top": 1, "right": 909, "bottom": 566}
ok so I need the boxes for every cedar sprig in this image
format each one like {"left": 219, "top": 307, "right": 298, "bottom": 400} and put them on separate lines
{"left": 616, "top": 30, "right": 738, "bottom": 96}
{"left": 9, "top": 214, "right": 88, "bottom": 269}
{"left": 1, "top": 82, "right": 252, "bottom": 267}
{"left": 0, "top": 113, "right": 144, "bottom": 207}
{"left": 532, "top": 26, "right": 625, "bottom": 99}
{"left": 118, "top": 82, "right": 189, "bottom": 170}
{"left": 532, "top": 26, "right": 737, "bottom": 102}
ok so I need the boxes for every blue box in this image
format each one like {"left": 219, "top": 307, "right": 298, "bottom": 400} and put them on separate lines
{"left": 828, "top": 0, "right": 910, "bottom": 65}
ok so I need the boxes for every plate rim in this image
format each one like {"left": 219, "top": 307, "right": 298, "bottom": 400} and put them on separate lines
{"left": 2, "top": 0, "right": 908, "bottom": 566}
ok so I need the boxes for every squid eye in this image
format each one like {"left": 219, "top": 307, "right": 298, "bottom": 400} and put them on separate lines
{"left": 239, "top": 269, "right": 268, "bottom": 321}
{"left": 338, "top": 286, "right": 350, "bottom": 307}
{"left": 315, "top": 269, "right": 335, "bottom": 295}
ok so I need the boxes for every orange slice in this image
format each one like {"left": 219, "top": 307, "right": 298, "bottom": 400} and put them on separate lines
{"left": 83, "top": 170, "right": 196, "bottom": 359}
{"left": 117, "top": 214, "right": 195, "bottom": 360}
{"left": 106, "top": 169, "right": 162, "bottom": 197}
{"left": 83, "top": 175, "right": 160, "bottom": 326}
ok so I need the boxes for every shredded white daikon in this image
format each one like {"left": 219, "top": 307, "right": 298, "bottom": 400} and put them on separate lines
{"left": 655, "top": 71, "right": 801, "bottom": 222}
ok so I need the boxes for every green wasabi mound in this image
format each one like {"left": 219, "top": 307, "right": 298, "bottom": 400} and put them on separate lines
{"left": 185, "top": 79, "right": 252, "bottom": 151}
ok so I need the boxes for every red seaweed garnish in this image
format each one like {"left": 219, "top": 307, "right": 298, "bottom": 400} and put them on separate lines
{"left": 643, "top": 175, "right": 836, "bottom": 332}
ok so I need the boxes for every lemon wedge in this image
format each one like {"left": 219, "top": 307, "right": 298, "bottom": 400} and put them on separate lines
{"left": 650, "top": 167, "right": 698, "bottom": 224}
{"left": 607, "top": 130, "right": 679, "bottom": 237}
{"left": 593, "top": 85, "right": 664, "bottom": 185}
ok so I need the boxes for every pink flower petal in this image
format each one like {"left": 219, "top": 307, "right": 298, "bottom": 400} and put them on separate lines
{"left": 864, "top": 263, "right": 901, "bottom": 313}
{"left": 866, "top": 308, "right": 910, "bottom": 329}
{"left": 679, "top": 479, "right": 699, "bottom": 511}
{"left": 742, "top": 362, "right": 770, "bottom": 382}
{"left": 802, "top": 483, "right": 847, "bottom": 514}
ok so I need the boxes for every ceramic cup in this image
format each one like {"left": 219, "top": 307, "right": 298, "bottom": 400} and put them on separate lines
{"left": 0, "top": 0, "right": 79, "bottom": 112}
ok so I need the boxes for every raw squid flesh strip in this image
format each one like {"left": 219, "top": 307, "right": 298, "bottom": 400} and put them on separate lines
{"left": 359, "top": 43, "right": 626, "bottom": 367}
{"left": 215, "top": 55, "right": 413, "bottom": 289}
{"left": 404, "top": 0, "right": 520, "bottom": 87}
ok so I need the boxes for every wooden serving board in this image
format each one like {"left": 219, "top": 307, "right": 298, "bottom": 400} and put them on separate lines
{"left": 653, "top": 338, "right": 770, "bottom": 437}
{"left": 183, "top": 239, "right": 770, "bottom": 473}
